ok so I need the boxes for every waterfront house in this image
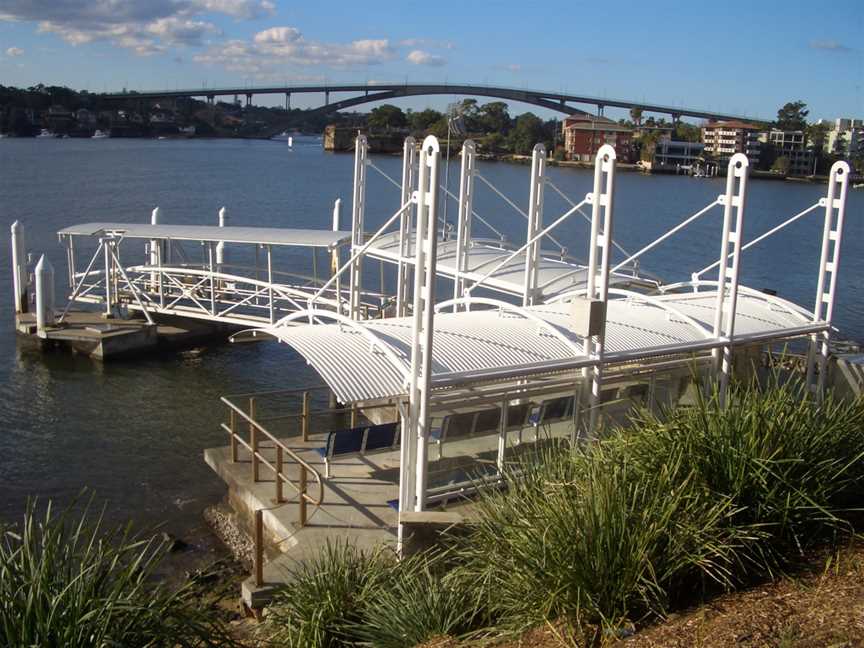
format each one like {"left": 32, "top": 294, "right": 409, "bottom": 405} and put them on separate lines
{"left": 561, "top": 115, "right": 634, "bottom": 162}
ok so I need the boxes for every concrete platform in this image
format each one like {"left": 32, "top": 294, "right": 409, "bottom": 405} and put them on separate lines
{"left": 204, "top": 431, "right": 402, "bottom": 608}
{"left": 16, "top": 310, "right": 237, "bottom": 359}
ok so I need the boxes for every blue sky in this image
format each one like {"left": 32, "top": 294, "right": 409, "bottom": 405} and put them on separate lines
{"left": 0, "top": 0, "right": 861, "bottom": 122}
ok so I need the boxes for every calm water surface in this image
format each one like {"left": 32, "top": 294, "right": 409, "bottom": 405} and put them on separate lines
{"left": 1, "top": 137, "right": 861, "bottom": 537}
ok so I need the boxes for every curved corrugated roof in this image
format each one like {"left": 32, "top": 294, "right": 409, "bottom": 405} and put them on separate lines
{"left": 261, "top": 288, "right": 812, "bottom": 404}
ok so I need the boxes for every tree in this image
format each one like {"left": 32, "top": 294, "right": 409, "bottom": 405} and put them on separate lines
{"left": 775, "top": 101, "right": 809, "bottom": 131}
{"left": 673, "top": 121, "right": 701, "bottom": 142}
{"left": 408, "top": 108, "right": 442, "bottom": 133}
{"left": 507, "top": 112, "right": 544, "bottom": 155}
{"left": 477, "top": 102, "right": 511, "bottom": 134}
{"left": 629, "top": 107, "right": 643, "bottom": 127}
{"left": 367, "top": 104, "right": 406, "bottom": 130}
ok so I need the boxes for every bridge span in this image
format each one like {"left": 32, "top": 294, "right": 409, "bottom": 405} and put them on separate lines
{"left": 103, "top": 82, "right": 765, "bottom": 123}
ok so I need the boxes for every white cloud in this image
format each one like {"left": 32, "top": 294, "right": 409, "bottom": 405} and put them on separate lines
{"left": 809, "top": 39, "right": 852, "bottom": 52}
{"left": 195, "top": 27, "right": 398, "bottom": 71}
{"left": 406, "top": 49, "right": 446, "bottom": 66}
{"left": 5, "top": 46, "right": 24, "bottom": 57}
{"left": 0, "top": 0, "right": 271, "bottom": 55}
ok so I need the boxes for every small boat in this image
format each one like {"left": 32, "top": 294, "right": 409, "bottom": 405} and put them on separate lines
{"left": 92, "top": 130, "right": 109, "bottom": 139}
{"left": 853, "top": 183, "right": 864, "bottom": 190}
{"left": 36, "top": 129, "right": 57, "bottom": 139}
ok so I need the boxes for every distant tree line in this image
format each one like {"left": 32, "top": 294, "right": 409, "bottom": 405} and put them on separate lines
{"left": 366, "top": 99, "right": 564, "bottom": 156}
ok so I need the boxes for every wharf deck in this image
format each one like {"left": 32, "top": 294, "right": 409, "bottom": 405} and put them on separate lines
{"left": 16, "top": 310, "right": 236, "bottom": 359}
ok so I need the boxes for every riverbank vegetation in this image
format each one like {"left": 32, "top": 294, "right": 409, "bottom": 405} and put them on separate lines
{"left": 262, "top": 376, "right": 864, "bottom": 647}
{"left": 0, "top": 497, "right": 239, "bottom": 647}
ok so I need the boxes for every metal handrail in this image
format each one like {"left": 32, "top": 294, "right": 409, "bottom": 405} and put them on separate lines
{"left": 220, "top": 396, "right": 324, "bottom": 509}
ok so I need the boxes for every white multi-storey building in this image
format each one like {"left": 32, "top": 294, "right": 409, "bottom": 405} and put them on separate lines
{"left": 701, "top": 120, "right": 762, "bottom": 163}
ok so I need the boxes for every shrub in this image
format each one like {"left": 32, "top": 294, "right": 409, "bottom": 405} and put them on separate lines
{"left": 262, "top": 540, "right": 392, "bottom": 648}
{"left": 0, "top": 498, "right": 236, "bottom": 647}
{"left": 450, "top": 378, "right": 864, "bottom": 638}
{"left": 351, "top": 551, "right": 478, "bottom": 648}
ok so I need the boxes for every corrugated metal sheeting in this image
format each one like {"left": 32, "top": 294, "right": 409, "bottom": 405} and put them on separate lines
{"left": 365, "top": 232, "right": 657, "bottom": 300}
{"left": 265, "top": 289, "right": 812, "bottom": 404}
{"left": 58, "top": 223, "right": 352, "bottom": 249}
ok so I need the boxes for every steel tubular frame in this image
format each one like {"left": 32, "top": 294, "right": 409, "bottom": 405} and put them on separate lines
{"left": 453, "top": 140, "right": 477, "bottom": 309}
{"left": 523, "top": 144, "right": 546, "bottom": 306}
{"left": 397, "top": 136, "right": 417, "bottom": 317}
{"left": 806, "top": 161, "right": 851, "bottom": 397}
{"left": 403, "top": 135, "right": 441, "bottom": 526}
{"left": 712, "top": 154, "right": 749, "bottom": 405}
{"left": 349, "top": 135, "right": 368, "bottom": 320}
{"left": 584, "top": 144, "right": 617, "bottom": 433}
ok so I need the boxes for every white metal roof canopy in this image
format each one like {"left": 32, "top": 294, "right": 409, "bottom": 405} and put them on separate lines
{"left": 260, "top": 288, "right": 816, "bottom": 405}
{"left": 58, "top": 223, "right": 352, "bottom": 249}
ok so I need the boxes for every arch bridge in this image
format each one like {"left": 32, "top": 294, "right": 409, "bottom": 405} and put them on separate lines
{"left": 102, "top": 82, "right": 766, "bottom": 122}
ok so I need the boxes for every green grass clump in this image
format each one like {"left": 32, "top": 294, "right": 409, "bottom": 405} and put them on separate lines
{"left": 451, "top": 378, "right": 864, "bottom": 638}
{"left": 350, "top": 552, "right": 478, "bottom": 647}
{"left": 262, "top": 540, "right": 392, "bottom": 648}
{"left": 0, "top": 498, "right": 236, "bottom": 647}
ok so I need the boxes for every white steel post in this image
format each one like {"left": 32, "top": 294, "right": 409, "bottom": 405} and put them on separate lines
{"left": 523, "top": 143, "right": 546, "bottom": 306}
{"left": 332, "top": 198, "right": 342, "bottom": 231}
{"left": 711, "top": 154, "right": 749, "bottom": 406}
{"left": 332, "top": 198, "right": 343, "bottom": 312}
{"left": 11, "top": 221, "right": 27, "bottom": 313}
{"left": 103, "top": 238, "right": 112, "bottom": 316}
{"left": 149, "top": 207, "right": 160, "bottom": 291}
{"left": 806, "top": 161, "right": 851, "bottom": 397}
{"left": 35, "top": 255, "right": 55, "bottom": 333}
{"left": 216, "top": 206, "right": 227, "bottom": 266}
{"left": 453, "top": 140, "right": 477, "bottom": 309}
{"left": 349, "top": 135, "right": 368, "bottom": 320}
{"left": 407, "top": 136, "right": 440, "bottom": 513}
{"left": 584, "top": 144, "right": 617, "bottom": 434}
{"left": 397, "top": 137, "right": 417, "bottom": 317}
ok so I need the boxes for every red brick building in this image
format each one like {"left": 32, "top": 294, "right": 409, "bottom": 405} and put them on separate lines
{"left": 562, "top": 116, "right": 634, "bottom": 162}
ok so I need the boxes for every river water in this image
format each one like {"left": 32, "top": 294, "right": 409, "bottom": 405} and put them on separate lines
{"left": 1, "top": 136, "right": 862, "bottom": 538}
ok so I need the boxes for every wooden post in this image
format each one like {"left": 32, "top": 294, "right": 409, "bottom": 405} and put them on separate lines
{"left": 254, "top": 509, "right": 264, "bottom": 587}
{"left": 301, "top": 391, "right": 310, "bottom": 441}
{"left": 298, "top": 467, "right": 308, "bottom": 527}
{"left": 229, "top": 408, "right": 238, "bottom": 462}
{"left": 250, "top": 397, "right": 259, "bottom": 482}
{"left": 350, "top": 404, "right": 358, "bottom": 428}
{"left": 276, "top": 445, "right": 284, "bottom": 503}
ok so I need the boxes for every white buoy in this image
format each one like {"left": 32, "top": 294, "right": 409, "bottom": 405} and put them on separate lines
{"left": 332, "top": 198, "right": 342, "bottom": 231}
{"left": 11, "top": 220, "right": 27, "bottom": 313}
{"left": 288, "top": 136, "right": 293, "bottom": 148}
{"left": 216, "top": 206, "right": 228, "bottom": 265}
{"left": 35, "top": 254, "right": 54, "bottom": 332}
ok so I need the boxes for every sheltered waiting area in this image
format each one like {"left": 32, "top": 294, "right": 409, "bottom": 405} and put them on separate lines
{"left": 214, "top": 139, "right": 851, "bottom": 567}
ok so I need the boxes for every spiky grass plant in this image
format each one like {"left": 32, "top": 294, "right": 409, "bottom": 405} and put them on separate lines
{"left": 262, "top": 540, "right": 393, "bottom": 648}
{"left": 450, "top": 442, "right": 750, "bottom": 640}
{"left": 0, "top": 498, "right": 236, "bottom": 648}
{"left": 350, "top": 551, "right": 478, "bottom": 648}
{"left": 450, "top": 377, "right": 864, "bottom": 639}
{"left": 622, "top": 377, "right": 864, "bottom": 574}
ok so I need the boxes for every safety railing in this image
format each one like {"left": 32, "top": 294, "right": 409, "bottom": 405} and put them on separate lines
{"left": 220, "top": 393, "right": 325, "bottom": 587}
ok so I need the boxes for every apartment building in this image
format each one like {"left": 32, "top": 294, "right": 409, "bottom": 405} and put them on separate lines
{"left": 562, "top": 115, "right": 634, "bottom": 162}
{"left": 701, "top": 120, "right": 762, "bottom": 164}
{"left": 762, "top": 129, "right": 814, "bottom": 176}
